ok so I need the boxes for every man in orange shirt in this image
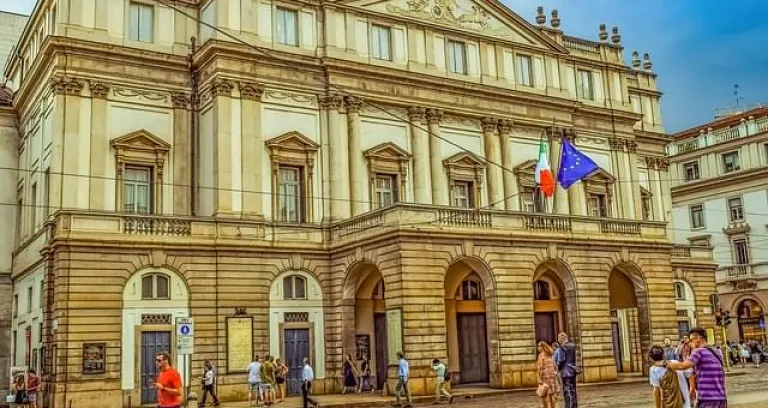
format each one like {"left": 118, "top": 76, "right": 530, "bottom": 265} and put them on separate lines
{"left": 153, "top": 352, "right": 183, "bottom": 408}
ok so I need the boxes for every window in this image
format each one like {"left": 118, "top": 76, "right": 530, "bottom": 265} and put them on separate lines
{"left": 722, "top": 151, "right": 741, "bottom": 173}
{"left": 27, "top": 286, "right": 33, "bottom": 313}
{"left": 520, "top": 187, "right": 536, "bottom": 212}
{"left": 283, "top": 275, "right": 307, "bottom": 300}
{"left": 683, "top": 161, "right": 700, "bottom": 182}
{"left": 447, "top": 40, "right": 467, "bottom": 74}
{"left": 276, "top": 7, "right": 298, "bottom": 46}
{"left": 30, "top": 183, "right": 37, "bottom": 232}
{"left": 674, "top": 282, "right": 686, "bottom": 300}
{"left": 12, "top": 330, "right": 16, "bottom": 363}
{"left": 374, "top": 174, "right": 397, "bottom": 208}
{"left": 141, "top": 274, "right": 170, "bottom": 300}
{"left": 460, "top": 279, "right": 482, "bottom": 300}
{"left": 677, "top": 321, "right": 690, "bottom": 340}
{"left": 587, "top": 193, "right": 608, "bottom": 217}
{"left": 534, "top": 280, "right": 551, "bottom": 301}
{"left": 690, "top": 204, "right": 704, "bottom": 228}
{"left": 733, "top": 239, "right": 749, "bottom": 265}
{"left": 40, "top": 281, "right": 45, "bottom": 309}
{"left": 371, "top": 24, "right": 391, "bottom": 61}
{"left": 578, "top": 69, "right": 594, "bottom": 100}
{"left": 43, "top": 168, "right": 50, "bottom": 219}
{"left": 641, "top": 190, "right": 652, "bottom": 221}
{"left": 13, "top": 294, "right": 18, "bottom": 318}
{"left": 516, "top": 55, "right": 533, "bottom": 86}
{"left": 124, "top": 167, "right": 152, "bottom": 214}
{"left": 278, "top": 167, "right": 303, "bottom": 222}
{"left": 727, "top": 197, "right": 743, "bottom": 222}
{"left": 16, "top": 195, "right": 23, "bottom": 243}
{"left": 129, "top": 2, "right": 154, "bottom": 43}
{"left": 451, "top": 181, "right": 474, "bottom": 208}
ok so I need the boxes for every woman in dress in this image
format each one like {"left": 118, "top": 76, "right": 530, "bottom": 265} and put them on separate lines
{"left": 536, "top": 342, "right": 558, "bottom": 408}
{"left": 275, "top": 358, "right": 288, "bottom": 403}
{"left": 341, "top": 353, "right": 358, "bottom": 395}
{"left": 357, "top": 357, "right": 373, "bottom": 394}
{"left": 12, "top": 375, "right": 28, "bottom": 408}
{"left": 739, "top": 341, "right": 750, "bottom": 367}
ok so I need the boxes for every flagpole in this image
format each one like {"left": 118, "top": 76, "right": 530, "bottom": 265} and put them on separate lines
{"left": 549, "top": 118, "right": 556, "bottom": 214}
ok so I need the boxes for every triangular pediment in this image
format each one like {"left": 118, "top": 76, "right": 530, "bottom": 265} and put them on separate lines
{"left": 364, "top": 142, "right": 411, "bottom": 160}
{"left": 111, "top": 130, "right": 170, "bottom": 152}
{"left": 514, "top": 159, "right": 537, "bottom": 174}
{"left": 265, "top": 131, "right": 320, "bottom": 151}
{"left": 586, "top": 168, "right": 615, "bottom": 182}
{"left": 342, "top": 0, "right": 567, "bottom": 52}
{"left": 443, "top": 151, "right": 485, "bottom": 168}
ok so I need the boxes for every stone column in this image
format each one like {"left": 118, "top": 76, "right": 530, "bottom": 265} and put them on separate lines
{"left": 627, "top": 141, "right": 643, "bottom": 220}
{"left": 658, "top": 160, "right": 672, "bottom": 231}
{"left": 408, "top": 107, "right": 432, "bottom": 204}
{"left": 239, "top": 83, "right": 264, "bottom": 218}
{"left": 645, "top": 158, "right": 662, "bottom": 221}
{"left": 427, "top": 109, "right": 446, "bottom": 206}
{"left": 347, "top": 97, "right": 366, "bottom": 215}
{"left": 482, "top": 117, "right": 503, "bottom": 209}
{"left": 171, "top": 92, "right": 192, "bottom": 216}
{"left": 550, "top": 129, "right": 570, "bottom": 215}
{"left": 498, "top": 120, "right": 519, "bottom": 211}
{"left": 323, "top": 95, "right": 351, "bottom": 220}
{"left": 88, "top": 81, "right": 110, "bottom": 211}
{"left": 212, "top": 79, "right": 235, "bottom": 216}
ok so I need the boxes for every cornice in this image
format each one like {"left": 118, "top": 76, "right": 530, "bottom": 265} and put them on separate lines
{"left": 671, "top": 166, "right": 768, "bottom": 197}
{"left": 667, "top": 131, "right": 768, "bottom": 163}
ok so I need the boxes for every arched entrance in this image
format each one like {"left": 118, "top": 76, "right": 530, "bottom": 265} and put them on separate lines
{"left": 736, "top": 298, "right": 765, "bottom": 342}
{"left": 342, "top": 262, "right": 388, "bottom": 390}
{"left": 121, "top": 267, "right": 190, "bottom": 404}
{"left": 445, "top": 258, "right": 493, "bottom": 384}
{"left": 533, "top": 260, "right": 578, "bottom": 347}
{"left": 608, "top": 265, "right": 650, "bottom": 374}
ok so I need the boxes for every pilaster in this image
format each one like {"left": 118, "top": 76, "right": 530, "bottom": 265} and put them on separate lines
{"left": 427, "top": 109, "right": 446, "bottom": 206}
{"left": 172, "top": 91, "right": 193, "bottom": 216}
{"left": 498, "top": 120, "right": 519, "bottom": 211}
{"left": 408, "top": 107, "right": 432, "bottom": 204}
{"left": 627, "top": 141, "right": 643, "bottom": 220}
{"left": 609, "top": 138, "right": 631, "bottom": 218}
{"left": 347, "top": 96, "right": 366, "bottom": 215}
{"left": 212, "top": 78, "right": 235, "bottom": 216}
{"left": 239, "top": 82, "right": 265, "bottom": 218}
{"left": 322, "top": 95, "right": 351, "bottom": 220}
{"left": 482, "top": 117, "right": 503, "bottom": 209}
{"left": 52, "top": 76, "right": 87, "bottom": 210}
{"left": 88, "top": 80, "right": 110, "bottom": 211}
{"left": 549, "top": 128, "right": 570, "bottom": 215}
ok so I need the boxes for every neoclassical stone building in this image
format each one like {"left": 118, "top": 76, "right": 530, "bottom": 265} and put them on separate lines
{"left": 2, "top": 0, "right": 716, "bottom": 407}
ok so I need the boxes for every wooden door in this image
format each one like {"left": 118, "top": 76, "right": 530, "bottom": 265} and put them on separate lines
{"left": 457, "top": 313, "right": 488, "bottom": 384}
{"left": 534, "top": 312, "right": 557, "bottom": 345}
{"left": 140, "top": 331, "right": 171, "bottom": 404}
{"left": 284, "top": 328, "right": 310, "bottom": 396}
{"left": 374, "top": 313, "right": 388, "bottom": 390}
{"left": 611, "top": 321, "right": 623, "bottom": 372}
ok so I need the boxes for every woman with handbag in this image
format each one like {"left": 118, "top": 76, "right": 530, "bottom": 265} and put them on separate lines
{"left": 536, "top": 342, "right": 559, "bottom": 408}
{"left": 12, "top": 375, "right": 29, "bottom": 408}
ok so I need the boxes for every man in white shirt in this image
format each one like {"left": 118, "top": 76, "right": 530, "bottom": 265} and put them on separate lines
{"left": 648, "top": 346, "right": 693, "bottom": 408}
{"left": 302, "top": 358, "right": 315, "bottom": 408}
{"left": 247, "top": 355, "right": 263, "bottom": 407}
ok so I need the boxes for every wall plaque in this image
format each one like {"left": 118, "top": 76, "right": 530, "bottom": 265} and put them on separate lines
{"left": 227, "top": 317, "right": 254, "bottom": 373}
{"left": 355, "top": 335, "right": 371, "bottom": 361}
{"left": 82, "top": 343, "right": 106, "bottom": 374}
{"left": 386, "top": 308, "right": 403, "bottom": 365}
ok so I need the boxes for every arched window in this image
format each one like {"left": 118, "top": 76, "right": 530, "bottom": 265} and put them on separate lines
{"left": 534, "top": 280, "right": 551, "bottom": 301}
{"left": 674, "top": 282, "right": 686, "bottom": 300}
{"left": 459, "top": 278, "right": 483, "bottom": 301}
{"left": 283, "top": 275, "right": 307, "bottom": 300}
{"left": 737, "top": 299, "right": 762, "bottom": 319}
{"left": 373, "top": 279, "right": 385, "bottom": 300}
{"left": 142, "top": 273, "right": 170, "bottom": 300}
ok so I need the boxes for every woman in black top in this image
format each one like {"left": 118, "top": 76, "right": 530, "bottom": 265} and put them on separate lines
{"left": 342, "top": 353, "right": 358, "bottom": 394}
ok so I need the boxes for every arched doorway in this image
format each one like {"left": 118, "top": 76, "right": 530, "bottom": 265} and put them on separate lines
{"left": 121, "top": 268, "right": 189, "bottom": 404}
{"left": 608, "top": 265, "right": 650, "bottom": 374}
{"left": 445, "top": 259, "right": 492, "bottom": 384}
{"left": 269, "top": 271, "right": 326, "bottom": 395}
{"left": 533, "top": 260, "right": 578, "bottom": 347}
{"left": 342, "top": 262, "right": 388, "bottom": 390}
{"left": 736, "top": 298, "right": 765, "bottom": 342}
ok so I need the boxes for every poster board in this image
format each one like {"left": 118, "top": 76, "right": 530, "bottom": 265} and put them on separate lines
{"left": 82, "top": 343, "right": 106, "bottom": 374}
{"left": 227, "top": 317, "right": 254, "bottom": 373}
{"left": 386, "top": 308, "right": 403, "bottom": 365}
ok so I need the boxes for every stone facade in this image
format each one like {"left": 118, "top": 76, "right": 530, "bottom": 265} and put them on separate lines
{"left": 0, "top": 11, "right": 28, "bottom": 76}
{"left": 1, "top": 0, "right": 715, "bottom": 407}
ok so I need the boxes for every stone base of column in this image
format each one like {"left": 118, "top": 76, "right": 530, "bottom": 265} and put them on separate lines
{"left": 580, "top": 358, "right": 619, "bottom": 383}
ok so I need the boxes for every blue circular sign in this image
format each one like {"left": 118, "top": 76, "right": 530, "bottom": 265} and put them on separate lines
{"left": 180, "top": 325, "right": 191, "bottom": 335}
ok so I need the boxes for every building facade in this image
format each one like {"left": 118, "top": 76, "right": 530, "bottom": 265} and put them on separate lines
{"left": 668, "top": 106, "right": 768, "bottom": 342}
{"left": 2, "top": 0, "right": 716, "bottom": 407}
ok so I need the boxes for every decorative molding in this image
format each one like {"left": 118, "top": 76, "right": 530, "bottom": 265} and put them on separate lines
{"left": 89, "top": 81, "right": 111, "bottom": 99}
{"left": 264, "top": 90, "right": 317, "bottom": 106}
{"left": 644, "top": 156, "right": 669, "bottom": 171}
{"left": 113, "top": 86, "right": 169, "bottom": 102}
{"left": 50, "top": 76, "right": 85, "bottom": 95}
{"left": 481, "top": 117, "right": 498, "bottom": 133}
{"left": 345, "top": 96, "right": 364, "bottom": 114}
{"left": 319, "top": 94, "right": 345, "bottom": 111}
{"left": 426, "top": 108, "right": 444, "bottom": 124}
{"left": 210, "top": 79, "right": 234, "bottom": 98}
{"left": 609, "top": 138, "right": 637, "bottom": 152}
{"left": 386, "top": 0, "right": 491, "bottom": 32}
{"left": 239, "top": 82, "right": 264, "bottom": 101}
{"left": 171, "top": 92, "right": 191, "bottom": 109}
{"left": 442, "top": 115, "right": 481, "bottom": 128}
{"left": 407, "top": 106, "right": 426, "bottom": 122}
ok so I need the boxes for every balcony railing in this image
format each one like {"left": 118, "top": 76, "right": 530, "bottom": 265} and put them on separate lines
{"left": 600, "top": 220, "right": 641, "bottom": 236}
{"left": 436, "top": 209, "right": 492, "bottom": 228}
{"left": 524, "top": 214, "right": 572, "bottom": 232}
{"left": 667, "top": 118, "right": 768, "bottom": 156}
{"left": 123, "top": 216, "right": 192, "bottom": 236}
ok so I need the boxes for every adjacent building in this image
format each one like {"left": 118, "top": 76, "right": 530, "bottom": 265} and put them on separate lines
{"left": 668, "top": 106, "right": 768, "bottom": 342}
{"left": 2, "top": 0, "right": 716, "bottom": 407}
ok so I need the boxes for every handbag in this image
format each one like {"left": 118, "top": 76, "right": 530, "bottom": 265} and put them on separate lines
{"left": 536, "top": 383, "right": 549, "bottom": 397}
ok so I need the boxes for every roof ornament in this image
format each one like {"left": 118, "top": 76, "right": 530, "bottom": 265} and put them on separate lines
{"left": 642, "top": 53, "right": 653, "bottom": 71}
{"left": 598, "top": 24, "right": 608, "bottom": 41}
{"left": 631, "top": 51, "right": 641, "bottom": 69}
{"left": 611, "top": 26, "right": 621, "bottom": 44}
{"left": 550, "top": 9, "right": 561, "bottom": 29}
{"left": 536, "top": 6, "right": 546, "bottom": 25}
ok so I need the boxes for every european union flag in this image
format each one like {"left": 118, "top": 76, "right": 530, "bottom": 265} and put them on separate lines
{"left": 557, "top": 138, "right": 600, "bottom": 189}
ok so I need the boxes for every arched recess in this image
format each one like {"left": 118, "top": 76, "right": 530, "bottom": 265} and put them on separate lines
{"left": 341, "top": 261, "right": 388, "bottom": 390}
{"left": 607, "top": 263, "right": 651, "bottom": 374}
{"left": 269, "top": 270, "right": 325, "bottom": 395}
{"left": 673, "top": 280, "right": 697, "bottom": 338}
{"left": 444, "top": 257, "right": 497, "bottom": 385}
{"left": 121, "top": 267, "right": 190, "bottom": 404}
{"left": 533, "top": 259, "right": 580, "bottom": 349}
{"left": 734, "top": 297, "right": 765, "bottom": 342}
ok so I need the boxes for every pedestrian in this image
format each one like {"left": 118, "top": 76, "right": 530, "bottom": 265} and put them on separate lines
{"left": 431, "top": 358, "right": 453, "bottom": 404}
{"left": 555, "top": 332, "right": 578, "bottom": 408}
{"left": 342, "top": 353, "right": 358, "bottom": 394}
{"left": 749, "top": 341, "right": 761, "bottom": 368}
{"left": 394, "top": 352, "right": 412, "bottom": 408}
{"left": 551, "top": 342, "right": 563, "bottom": 401}
{"left": 12, "top": 375, "right": 28, "bottom": 408}
{"left": 664, "top": 338, "right": 680, "bottom": 361}
{"left": 667, "top": 328, "right": 727, "bottom": 408}
{"left": 738, "top": 341, "right": 749, "bottom": 367}
{"left": 275, "top": 358, "right": 288, "bottom": 403}
{"left": 27, "top": 369, "right": 39, "bottom": 408}
{"left": 677, "top": 337, "right": 693, "bottom": 361}
{"left": 200, "top": 360, "right": 220, "bottom": 407}
{"left": 153, "top": 352, "right": 183, "bottom": 408}
{"left": 247, "top": 354, "right": 263, "bottom": 406}
{"left": 302, "top": 357, "right": 315, "bottom": 408}
{"left": 261, "top": 355, "right": 276, "bottom": 405}
{"left": 536, "top": 342, "right": 559, "bottom": 408}
{"left": 648, "top": 345, "right": 693, "bottom": 408}
{"left": 358, "top": 357, "right": 374, "bottom": 394}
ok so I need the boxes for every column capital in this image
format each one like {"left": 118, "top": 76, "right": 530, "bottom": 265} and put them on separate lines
{"left": 319, "top": 94, "right": 345, "bottom": 111}
{"left": 626, "top": 140, "right": 638, "bottom": 153}
{"left": 481, "top": 117, "right": 498, "bottom": 133}
{"left": 171, "top": 92, "right": 192, "bottom": 109}
{"left": 497, "top": 119, "right": 514, "bottom": 134}
{"left": 609, "top": 138, "right": 626, "bottom": 151}
{"left": 51, "top": 76, "right": 85, "bottom": 95}
{"left": 88, "top": 80, "right": 111, "bottom": 99}
{"left": 239, "top": 82, "right": 264, "bottom": 101}
{"left": 345, "top": 96, "right": 363, "bottom": 113}
{"left": 211, "top": 78, "right": 234, "bottom": 98}
{"left": 426, "top": 108, "right": 443, "bottom": 124}
{"left": 407, "top": 106, "right": 426, "bottom": 122}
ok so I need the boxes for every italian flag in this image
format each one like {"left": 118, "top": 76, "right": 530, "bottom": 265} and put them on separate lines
{"left": 535, "top": 136, "right": 555, "bottom": 198}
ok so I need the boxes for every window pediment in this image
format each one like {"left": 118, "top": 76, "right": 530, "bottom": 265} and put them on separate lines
{"left": 364, "top": 142, "right": 411, "bottom": 162}
{"left": 265, "top": 131, "right": 320, "bottom": 154}
{"left": 444, "top": 151, "right": 485, "bottom": 182}
{"left": 514, "top": 159, "right": 537, "bottom": 188}
{"left": 111, "top": 129, "right": 171, "bottom": 153}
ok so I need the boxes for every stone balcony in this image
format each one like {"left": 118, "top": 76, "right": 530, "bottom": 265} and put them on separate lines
{"left": 716, "top": 263, "right": 768, "bottom": 283}
{"left": 666, "top": 118, "right": 768, "bottom": 156}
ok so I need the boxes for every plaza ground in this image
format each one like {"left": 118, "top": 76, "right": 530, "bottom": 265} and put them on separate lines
{"left": 202, "top": 364, "right": 768, "bottom": 408}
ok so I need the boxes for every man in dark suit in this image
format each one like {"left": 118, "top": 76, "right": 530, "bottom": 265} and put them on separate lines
{"left": 555, "top": 332, "right": 578, "bottom": 408}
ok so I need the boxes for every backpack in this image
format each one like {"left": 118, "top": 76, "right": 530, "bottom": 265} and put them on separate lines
{"left": 658, "top": 367, "right": 684, "bottom": 408}
{"left": 443, "top": 365, "right": 451, "bottom": 381}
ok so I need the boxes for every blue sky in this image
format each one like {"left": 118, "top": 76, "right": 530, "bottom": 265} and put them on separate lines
{"left": 2, "top": 0, "right": 766, "bottom": 132}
